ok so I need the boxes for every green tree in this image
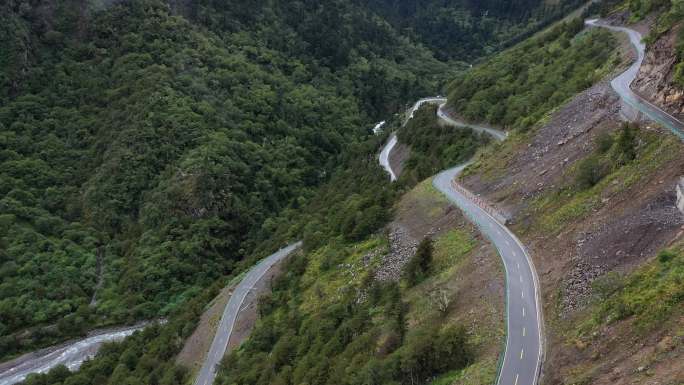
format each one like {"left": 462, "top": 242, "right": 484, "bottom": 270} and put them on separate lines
{"left": 614, "top": 123, "right": 637, "bottom": 165}
{"left": 403, "top": 237, "right": 433, "bottom": 286}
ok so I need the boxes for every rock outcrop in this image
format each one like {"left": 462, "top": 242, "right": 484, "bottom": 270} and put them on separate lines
{"left": 632, "top": 26, "right": 684, "bottom": 120}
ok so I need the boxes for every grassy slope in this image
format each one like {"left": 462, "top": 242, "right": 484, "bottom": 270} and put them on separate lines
{"left": 397, "top": 180, "right": 505, "bottom": 385}
{"left": 452, "top": 39, "right": 684, "bottom": 385}
{"left": 215, "top": 177, "right": 504, "bottom": 385}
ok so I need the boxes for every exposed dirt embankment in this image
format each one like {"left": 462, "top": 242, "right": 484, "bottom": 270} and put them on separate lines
{"left": 459, "top": 77, "right": 684, "bottom": 384}
{"left": 176, "top": 258, "right": 288, "bottom": 373}
{"left": 633, "top": 26, "right": 684, "bottom": 120}
{"left": 388, "top": 141, "right": 410, "bottom": 180}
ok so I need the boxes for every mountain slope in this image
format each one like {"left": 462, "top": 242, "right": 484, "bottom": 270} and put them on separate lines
{"left": 0, "top": 0, "right": 451, "bottom": 359}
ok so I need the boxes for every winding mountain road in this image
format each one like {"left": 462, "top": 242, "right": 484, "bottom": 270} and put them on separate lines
{"left": 379, "top": 97, "right": 449, "bottom": 181}
{"left": 433, "top": 167, "right": 543, "bottom": 385}
{"left": 194, "top": 242, "right": 301, "bottom": 385}
{"left": 380, "top": 97, "right": 542, "bottom": 385}
{"left": 403, "top": 97, "right": 447, "bottom": 125}
{"left": 377, "top": 17, "right": 684, "bottom": 385}
{"left": 437, "top": 104, "right": 508, "bottom": 141}
{"left": 586, "top": 19, "right": 684, "bottom": 140}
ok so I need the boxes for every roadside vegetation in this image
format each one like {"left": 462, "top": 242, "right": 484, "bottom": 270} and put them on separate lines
{"left": 216, "top": 178, "right": 502, "bottom": 385}
{"left": 217, "top": 241, "right": 472, "bottom": 385}
{"left": 528, "top": 126, "right": 680, "bottom": 235}
{"left": 0, "top": 0, "right": 447, "bottom": 359}
{"left": 586, "top": 245, "right": 684, "bottom": 332}
{"left": 396, "top": 105, "right": 489, "bottom": 186}
{"left": 446, "top": 18, "right": 618, "bottom": 130}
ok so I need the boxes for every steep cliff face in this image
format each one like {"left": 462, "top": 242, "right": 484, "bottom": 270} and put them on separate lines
{"left": 632, "top": 25, "right": 684, "bottom": 119}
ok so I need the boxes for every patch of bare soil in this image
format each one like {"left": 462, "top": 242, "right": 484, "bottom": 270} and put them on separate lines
{"left": 176, "top": 257, "right": 289, "bottom": 372}
{"left": 552, "top": 312, "right": 684, "bottom": 385}
{"left": 176, "top": 284, "right": 234, "bottom": 372}
{"left": 463, "top": 82, "right": 621, "bottom": 209}
{"left": 227, "top": 258, "right": 286, "bottom": 350}
{"left": 460, "top": 76, "right": 684, "bottom": 385}
{"left": 376, "top": 181, "right": 466, "bottom": 282}
{"left": 607, "top": 10, "right": 684, "bottom": 120}
{"left": 633, "top": 26, "right": 684, "bottom": 119}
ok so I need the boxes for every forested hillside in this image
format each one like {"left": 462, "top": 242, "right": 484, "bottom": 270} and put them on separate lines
{"left": 0, "top": 0, "right": 454, "bottom": 358}
{"left": 445, "top": 19, "right": 617, "bottom": 130}
{"left": 0, "top": 0, "right": 602, "bottom": 380}
{"left": 359, "top": 0, "right": 588, "bottom": 60}
{"left": 0, "top": 0, "right": 590, "bottom": 359}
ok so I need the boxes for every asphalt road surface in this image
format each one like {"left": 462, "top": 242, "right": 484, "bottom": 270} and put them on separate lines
{"left": 379, "top": 133, "right": 398, "bottom": 181}
{"left": 379, "top": 97, "right": 447, "bottom": 181}
{"left": 433, "top": 166, "right": 543, "bottom": 385}
{"left": 194, "top": 242, "right": 302, "bottom": 385}
{"left": 403, "top": 97, "right": 447, "bottom": 125}
{"left": 0, "top": 324, "right": 147, "bottom": 385}
{"left": 381, "top": 98, "right": 541, "bottom": 385}
{"left": 437, "top": 103, "right": 508, "bottom": 141}
{"left": 586, "top": 19, "right": 684, "bottom": 140}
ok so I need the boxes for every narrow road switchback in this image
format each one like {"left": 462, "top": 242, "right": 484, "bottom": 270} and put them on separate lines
{"left": 379, "top": 97, "right": 447, "bottom": 181}
{"left": 379, "top": 97, "right": 543, "bottom": 385}
{"left": 586, "top": 19, "right": 684, "bottom": 140}
{"left": 437, "top": 104, "right": 508, "bottom": 141}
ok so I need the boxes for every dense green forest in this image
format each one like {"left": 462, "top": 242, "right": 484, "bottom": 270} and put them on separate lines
{"left": 0, "top": 0, "right": 454, "bottom": 358}
{"left": 396, "top": 105, "right": 488, "bottom": 186}
{"left": 17, "top": 129, "right": 403, "bottom": 384}
{"left": 446, "top": 18, "right": 618, "bottom": 130}
{"left": 358, "top": 0, "right": 588, "bottom": 61}
{"left": 216, "top": 248, "right": 471, "bottom": 385}
{"left": 0, "top": 0, "right": 592, "bottom": 359}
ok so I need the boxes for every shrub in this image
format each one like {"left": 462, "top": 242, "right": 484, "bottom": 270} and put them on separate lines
{"left": 596, "top": 132, "right": 614, "bottom": 154}
{"left": 575, "top": 155, "right": 607, "bottom": 189}
{"left": 613, "top": 123, "right": 637, "bottom": 165}
{"left": 657, "top": 250, "right": 676, "bottom": 264}
{"left": 403, "top": 237, "right": 433, "bottom": 286}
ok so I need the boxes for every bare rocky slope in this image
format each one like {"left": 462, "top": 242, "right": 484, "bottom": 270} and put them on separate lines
{"left": 629, "top": 18, "right": 684, "bottom": 119}
{"left": 457, "top": 39, "right": 684, "bottom": 385}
